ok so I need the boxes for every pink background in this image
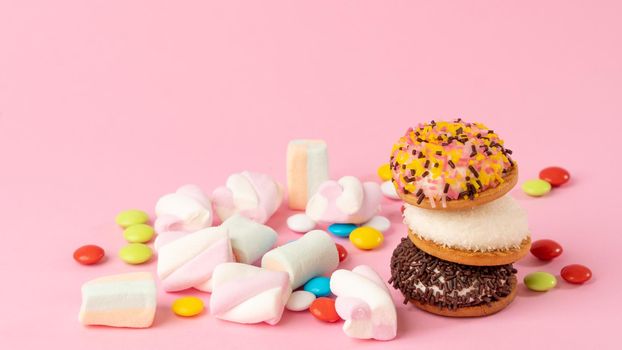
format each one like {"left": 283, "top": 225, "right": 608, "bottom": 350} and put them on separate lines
{"left": 1, "top": 1, "right": 620, "bottom": 349}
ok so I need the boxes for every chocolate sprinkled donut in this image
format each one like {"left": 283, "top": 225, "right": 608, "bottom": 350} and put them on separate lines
{"left": 389, "top": 238, "right": 517, "bottom": 310}
{"left": 390, "top": 119, "right": 515, "bottom": 207}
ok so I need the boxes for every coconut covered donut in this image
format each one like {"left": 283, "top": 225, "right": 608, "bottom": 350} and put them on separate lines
{"left": 390, "top": 119, "right": 517, "bottom": 210}
{"left": 389, "top": 238, "right": 517, "bottom": 317}
{"left": 403, "top": 195, "right": 531, "bottom": 266}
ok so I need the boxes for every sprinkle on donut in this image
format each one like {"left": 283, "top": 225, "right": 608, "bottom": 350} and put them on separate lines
{"left": 389, "top": 119, "right": 514, "bottom": 208}
{"left": 389, "top": 238, "right": 517, "bottom": 309}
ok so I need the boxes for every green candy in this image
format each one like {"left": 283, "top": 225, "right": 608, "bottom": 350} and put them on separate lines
{"left": 115, "top": 209, "right": 149, "bottom": 228}
{"left": 521, "top": 179, "right": 552, "bottom": 197}
{"left": 118, "top": 243, "right": 153, "bottom": 264}
{"left": 123, "top": 224, "right": 155, "bottom": 243}
{"left": 524, "top": 272, "right": 557, "bottom": 292}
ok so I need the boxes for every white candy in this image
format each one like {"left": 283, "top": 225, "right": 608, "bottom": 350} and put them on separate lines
{"left": 380, "top": 181, "right": 400, "bottom": 200}
{"left": 286, "top": 290, "right": 316, "bottom": 311}
{"left": 364, "top": 216, "right": 391, "bottom": 232}
{"left": 286, "top": 213, "right": 317, "bottom": 233}
{"left": 262, "top": 230, "right": 339, "bottom": 289}
{"left": 220, "top": 214, "right": 278, "bottom": 264}
{"left": 331, "top": 265, "right": 397, "bottom": 341}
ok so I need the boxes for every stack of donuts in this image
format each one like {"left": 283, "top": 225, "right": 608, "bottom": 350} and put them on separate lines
{"left": 388, "top": 119, "right": 531, "bottom": 317}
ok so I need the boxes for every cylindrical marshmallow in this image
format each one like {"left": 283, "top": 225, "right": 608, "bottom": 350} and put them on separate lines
{"left": 220, "top": 214, "right": 278, "bottom": 264}
{"left": 287, "top": 140, "right": 329, "bottom": 210}
{"left": 79, "top": 272, "right": 157, "bottom": 328}
{"left": 261, "top": 230, "right": 338, "bottom": 289}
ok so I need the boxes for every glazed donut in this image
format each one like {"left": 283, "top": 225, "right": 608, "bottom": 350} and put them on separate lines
{"left": 389, "top": 119, "right": 516, "bottom": 210}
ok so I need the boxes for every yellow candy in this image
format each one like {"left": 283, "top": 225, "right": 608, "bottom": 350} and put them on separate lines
{"left": 172, "top": 296, "right": 204, "bottom": 317}
{"left": 349, "top": 227, "right": 384, "bottom": 250}
{"left": 377, "top": 164, "right": 392, "bottom": 181}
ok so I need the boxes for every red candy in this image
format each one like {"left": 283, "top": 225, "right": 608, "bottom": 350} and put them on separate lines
{"left": 309, "top": 297, "right": 340, "bottom": 323}
{"left": 530, "top": 239, "right": 563, "bottom": 261}
{"left": 561, "top": 264, "right": 592, "bottom": 284}
{"left": 539, "top": 166, "right": 570, "bottom": 187}
{"left": 335, "top": 243, "right": 348, "bottom": 262}
{"left": 73, "top": 245, "right": 105, "bottom": 265}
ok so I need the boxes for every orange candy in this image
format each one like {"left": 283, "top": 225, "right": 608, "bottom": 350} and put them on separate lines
{"left": 309, "top": 297, "right": 340, "bottom": 323}
{"left": 73, "top": 245, "right": 105, "bottom": 265}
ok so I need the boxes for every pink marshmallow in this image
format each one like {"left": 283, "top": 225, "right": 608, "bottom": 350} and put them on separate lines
{"left": 157, "top": 227, "right": 234, "bottom": 292}
{"left": 306, "top": 176, "right": 381, "bottom": 224}
{"left": 212, "top": 171, "right": 283, "bottom": 224}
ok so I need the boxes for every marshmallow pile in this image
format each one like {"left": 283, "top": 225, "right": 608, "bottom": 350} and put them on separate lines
{"left": 78, "top": 141, "right": 398, "bottom": 340}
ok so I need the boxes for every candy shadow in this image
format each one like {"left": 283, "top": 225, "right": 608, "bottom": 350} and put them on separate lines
{"left": 516, "top": 283, "right": 546, "bottom": 298}
{"left": 152, "top": 305, "right": 178, "bottom": 326}
{"left": 514, "top": 256, "right": 551, "bottom": 268}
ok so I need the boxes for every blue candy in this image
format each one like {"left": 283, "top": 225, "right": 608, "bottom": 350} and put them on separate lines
{"left": 303, "top": 276, "right": 331, "bottom": 297}
{"left": 328, "top": 223, "right": 357, "bottom": 237}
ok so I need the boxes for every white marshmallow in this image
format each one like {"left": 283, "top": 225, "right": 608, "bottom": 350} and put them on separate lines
{"left": 154, "top": 184, "right": 213, "bottom": 233}
{"left": 331, "top": 265, "right": 397, "bottom": 341}
{"left": 306, "top": 176, "right": 382, "bottom": 224}
{"left": 220, "top": 214, "right": 278, "bottom": 264}
{"left": 212, "top": 171, "right": 283, "bottom": 224}
{"left": 79, "top": 272, "right": 156, "bottom": 328}
{"left": 210, "top": 263, "right": 291, "bottom": 325}
{"left": 157, "top": 227, "right": 234, "bottom": 292}
{"left": 261, "top": 230, "right": 339, "bottom": 289}
{"left": 336, "top": 176, "right": 364, "bottom": 214}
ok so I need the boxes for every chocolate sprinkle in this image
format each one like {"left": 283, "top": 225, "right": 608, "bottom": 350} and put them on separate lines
{"left": 443, "top": 183, "right": 450, "bottom": 193}
{"left": 469, "top": 165, "right": 479, "bottom": 177}
{"left": 390, "top": 238, "right": 517, "bottom": 309}
{"left": 448, "top": 160, "right": 455, "bottom": 169}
